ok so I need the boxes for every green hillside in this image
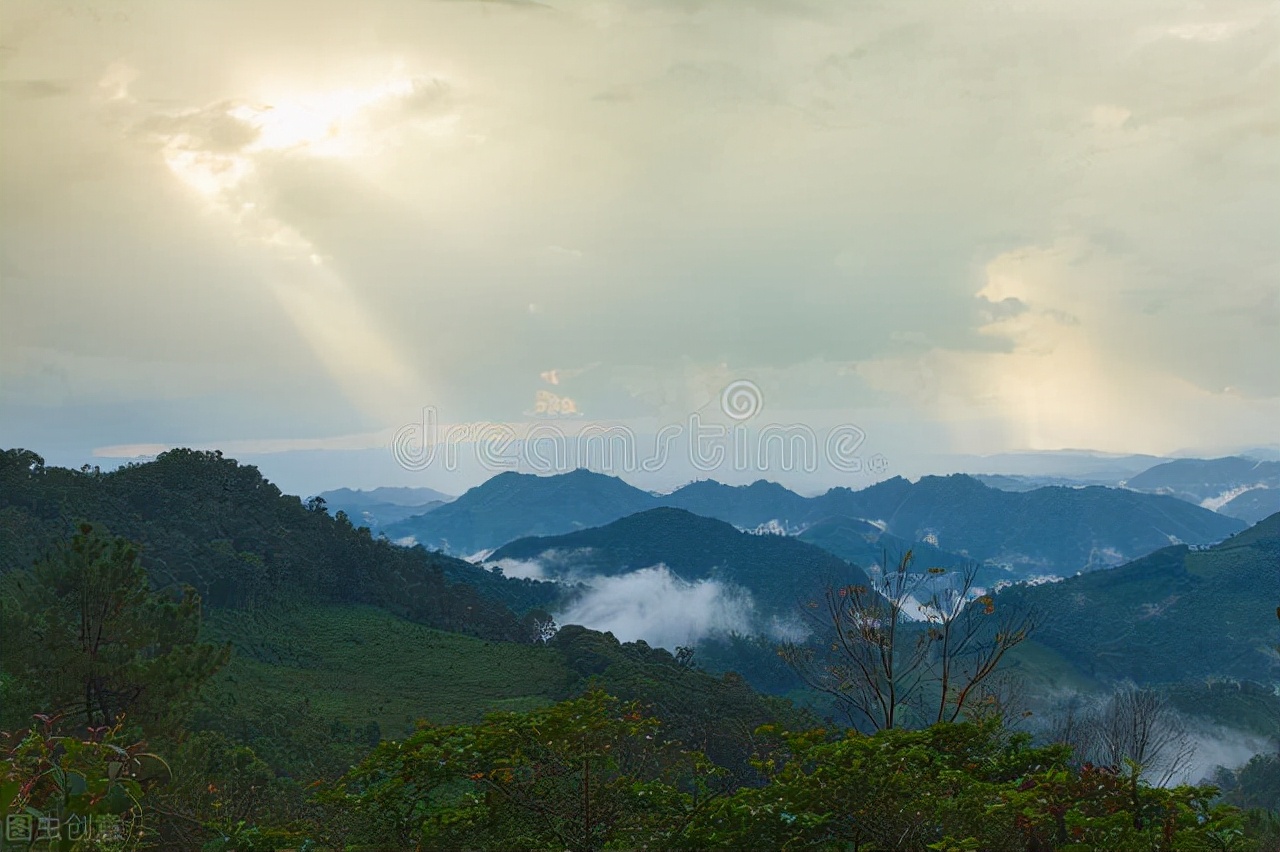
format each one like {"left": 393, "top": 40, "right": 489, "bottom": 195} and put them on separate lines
{"left": 202, "top": 603, "right": 573, "bottom": 738}
{"left": 0, "top": 448, "right": 557, "bottom": 635}
{"left": 992, "top": 513, "right": 1280, "bottom": 684}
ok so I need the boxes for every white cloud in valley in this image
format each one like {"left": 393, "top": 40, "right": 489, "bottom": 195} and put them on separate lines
{"left": 554, "top": 565, "right": 754, "bottom": 650}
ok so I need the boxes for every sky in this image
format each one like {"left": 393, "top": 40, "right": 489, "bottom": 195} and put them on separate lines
{"left": 1, "top": 0, "right": 1277, "bottom": 496}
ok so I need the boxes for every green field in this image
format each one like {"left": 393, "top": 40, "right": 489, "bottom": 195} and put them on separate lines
{"left": 202, "top": 603, "right": 572, "bottom": 737}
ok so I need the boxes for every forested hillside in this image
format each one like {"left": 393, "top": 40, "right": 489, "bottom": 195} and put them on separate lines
{"left": 993, "top": 512, "right": 1280, "bottom": 683}
{"left": 0, "top": 448, "right": 555, "bottom": 639}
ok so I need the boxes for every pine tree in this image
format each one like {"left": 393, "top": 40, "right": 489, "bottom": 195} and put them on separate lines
{"left": 0, "top": 523, "right": 230, "bottom": 736}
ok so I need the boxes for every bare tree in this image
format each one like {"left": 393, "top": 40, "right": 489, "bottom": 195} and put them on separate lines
{"left": 916, "top": 560, "right": 1037, "bottom": 725}
{"left": 1045, "top": 686, "right": 1196, "bottom": 788}
{"left": 1092, "top": 687, "right": 1196, "bottom": 787}
{"left": 1045, "top": 692, "right": 1101, "bottom": 763}
{"left": 780, "top": 551, "right": 1036, "bottom": 731}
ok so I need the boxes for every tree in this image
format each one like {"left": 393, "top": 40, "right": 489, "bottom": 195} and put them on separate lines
{"left": 1, "top": 713, "right": 170, "bottom": 850}
{"left": 781, "top": 551, "right": 1036, "bottom": 731}
{"left": 322, "top": 690, "right": 727, "bottom": 851}
{"left": 1048, "top": 686, "right": 1196, "bottom": 790}
{"left": 0, "top": 523, "right": 230, "bottom": 736}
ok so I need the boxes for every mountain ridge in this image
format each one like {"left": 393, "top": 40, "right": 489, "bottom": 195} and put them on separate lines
{"left": 385, "top": 469, "right": 1245, "bottom": 578}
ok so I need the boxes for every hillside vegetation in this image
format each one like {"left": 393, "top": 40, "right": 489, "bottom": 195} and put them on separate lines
{"left": 993, "top": 512, "right": 1280, "bottom": 683}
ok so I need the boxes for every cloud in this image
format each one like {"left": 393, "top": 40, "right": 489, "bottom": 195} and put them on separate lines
{"left": 1, "top": 0, "right": 1276, "bottom": 485}
{"left": 490, "top": 557, "right": 546, "bottom": 581}
{"left": 1181, "top": 723, "right": 1275, "bottom": 785}
{"left": 555, "top": 565, "right": 755, "bottom": 650}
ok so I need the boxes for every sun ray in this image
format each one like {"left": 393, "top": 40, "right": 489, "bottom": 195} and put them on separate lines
{"left": 149, "top": 74, "right": 440, "bottom": 425}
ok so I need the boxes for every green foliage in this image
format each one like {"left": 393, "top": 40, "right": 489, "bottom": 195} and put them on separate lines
{"left": 1, "top": 713, "right": 166, "bottom": 851}
{"left": 0, "top": 524, "right": 230, "bottom": 737}
{"left": 1221, "top": 751, "right": 1280, "bottom": 814}
{"left": 686, "top": 721, "right": 1254, "bottom": 851}
{"left": 145, "top": 731, "right": 308, "bottom": 851}
{"left": 319, "top": 689, "right": 725, "bottom": 851}
{"left": 315, "top": 695, "right": 1258, "bottom": 852}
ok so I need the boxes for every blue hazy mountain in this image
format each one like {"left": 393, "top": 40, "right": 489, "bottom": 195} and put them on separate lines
{"left": 317, "top": 486, "right": 455, "bottom": 529}
{"left": 383, "top": 470, "right": 658, "bottom": 555}
{"left": 808, "top": 474, "right": 1245, "bottom": 578}
{"left": 1122, "top": 456, "right": 1280, "bottom": 524}
{"left": 383, "top": 470, "right": 1244, "bottom": 579}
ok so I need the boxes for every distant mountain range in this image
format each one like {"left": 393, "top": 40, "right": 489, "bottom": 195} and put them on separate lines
{"left": 317, "top": 485, "right": 455, "bottom": 529}
{"left": 973, "top": 474, "right": 1115, "bottom": 492}
{"left": 1121, "top": 457, "right": 1280, "bottom": 524}
{"left": 384, "top": 469, "right": 1244, "bottom": 579}
{"left": 994, "top": 511, "right": 1280, "bottom": 684}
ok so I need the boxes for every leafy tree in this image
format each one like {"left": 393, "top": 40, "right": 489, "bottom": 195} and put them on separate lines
{"left": 0, "top": 523, "right": 230, "bottom": 736}
{"left": 144, "top": 730, "right": 304, "bottom": 851}
{"left": 1, "top": 713, "right": 169, "bottom": 851}
{"left": 1230, "top": 750, "right": 1280, "bottom": 813}
{"left": 321, "top": 690, "right": 726, "bottom": 850}
{"left": 686, "top": 719, "right": 1247, "bottom": 851}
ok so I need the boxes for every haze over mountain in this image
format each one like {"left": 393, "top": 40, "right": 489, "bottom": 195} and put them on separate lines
{"left": 795, "top": 515, "right": 977, "bottom": 579}
{"left": 386, "top": 468, "right": 1245, "bottom": 580}
{"left": 1122, "top": 457, "right": 1280, "bottom": 524}
{"left": 809, "top": 474, "right": 1245, "bottom": 578}
{"left": 5, "top": 0, "right": 1279, "bottom": 840}
{"left": 317, "top": 485, "right": 455, "bottom": 530}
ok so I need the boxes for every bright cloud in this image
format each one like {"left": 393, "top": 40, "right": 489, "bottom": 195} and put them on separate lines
{"left": 555, "top": 565, "right": 755, "bottom": 650}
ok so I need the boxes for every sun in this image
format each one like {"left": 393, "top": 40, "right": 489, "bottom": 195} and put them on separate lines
{"left": 229, "top": 78, "right": 420, "bottom": 158}
{"left": 159, "top": 76, "right": 431, "bottom": 200}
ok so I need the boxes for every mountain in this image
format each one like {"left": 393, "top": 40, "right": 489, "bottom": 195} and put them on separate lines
{"left": 1123, "top": 456, "right": 1280, "bottom": 521}
{"left": 1220, "top": 487, "right": 1280, "bottom": 525}
{"left": 947, "top": 450, "right": 1166, "bottom": 481}
{"left": 319, "top": 485, "right": 456, "bottom": 507}
{"left": 796, "top": 515, "right": 976, "bottom": 578}
{"left": 992, "top": 512, "right": 1280, "bottom": 684}
{"left": 973, "top": 474, "right": 1113, "bottom": 492}
{"left": 489, "top": 507, "right": 874, "bottom": 624}
{"left": 808, "top": 474, "right": 1246, "bottom": 579}
{"left": 317, "top": 486, "right": 453, "bottom": 530}
{"left": 0, "top": 448, "right": 556, "bottom": 637}
{"left": 659, "top": 479, "right": 813, "bottom": 531}
{"left": 384, "top": 469, "right": 658, "bottom": 555}
{"left": 387, "top": 469, "right": 1245, "bottom": 580}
